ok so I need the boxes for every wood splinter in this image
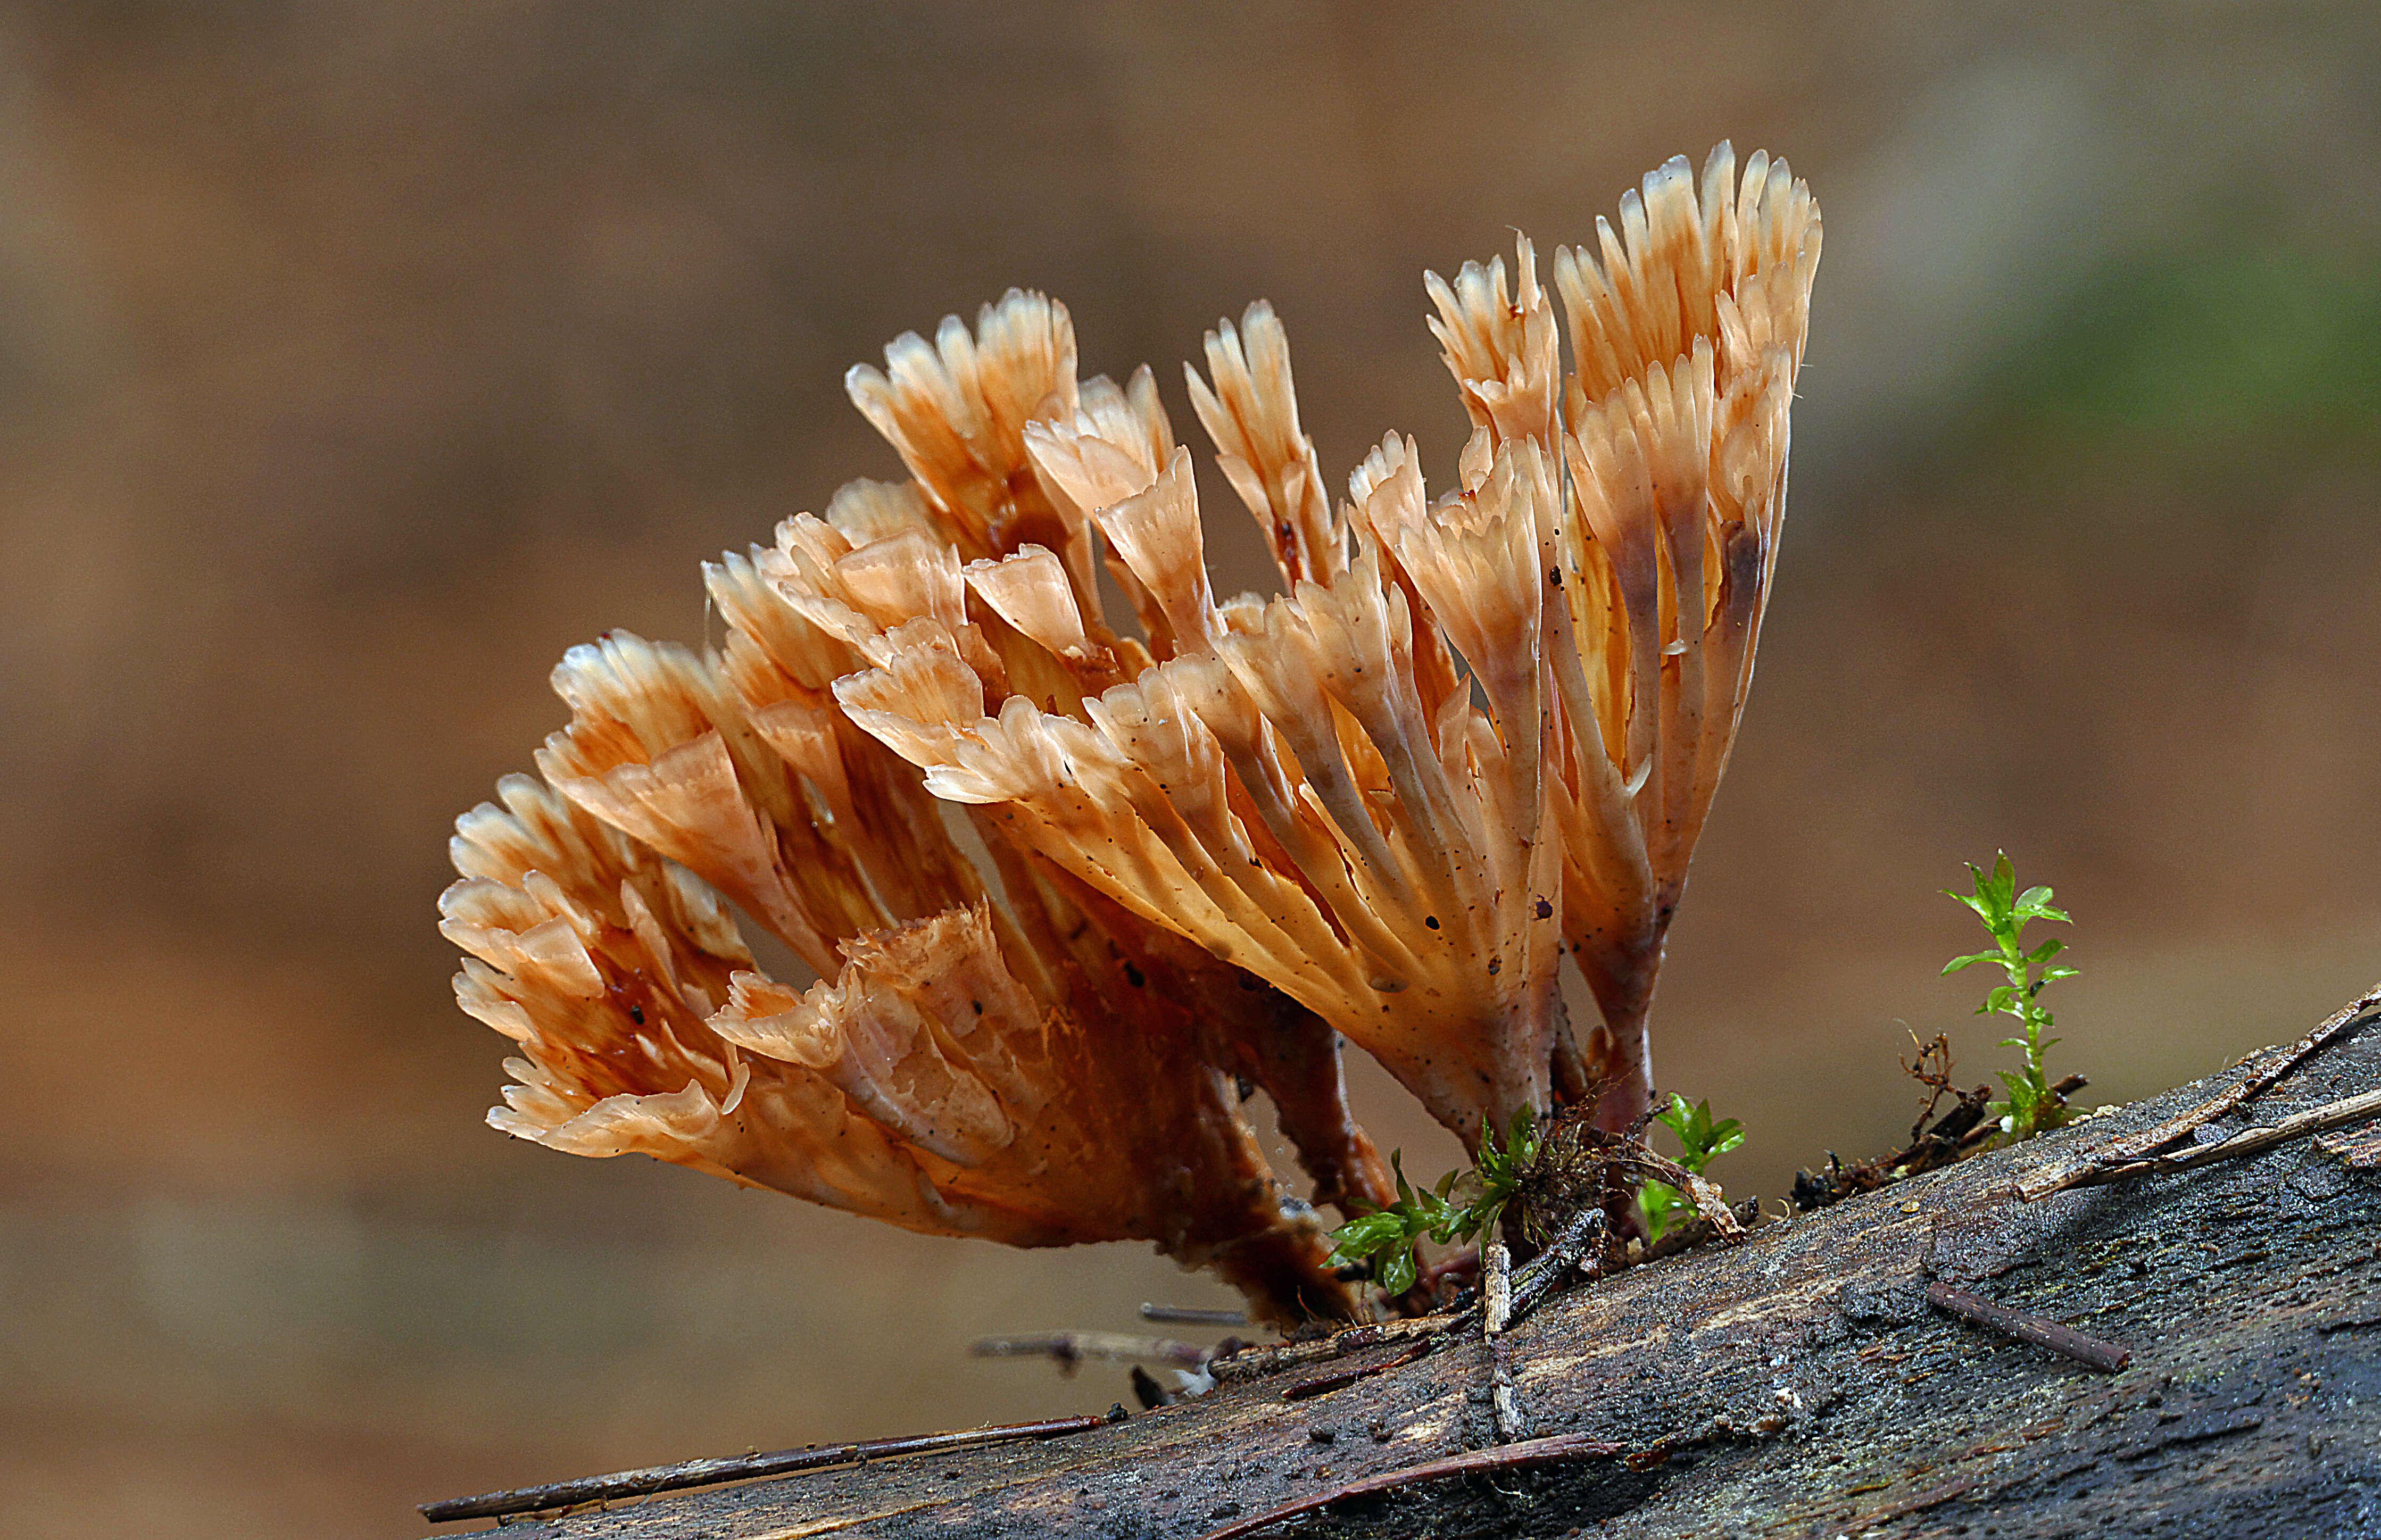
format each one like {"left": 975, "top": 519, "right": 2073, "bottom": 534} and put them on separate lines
{"left": 1483, "top": 1237, "right": 1522, "bottom": 1441}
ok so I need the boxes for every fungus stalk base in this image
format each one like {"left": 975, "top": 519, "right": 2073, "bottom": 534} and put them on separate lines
{"left": 1581, "top": 1013, "right": 1654, "bottom": 1137}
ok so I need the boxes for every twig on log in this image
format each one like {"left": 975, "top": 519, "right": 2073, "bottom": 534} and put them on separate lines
{"left": 418, "top": 1413, "right": 1115, "bottom": 1523}
{"left": 1141, "top": 1303, "right": 1248, "bottom": 1326}
{"left": 970, "top": 1331, "right": 1213, "bottom": 1371}
{"left": 1281, "top": 1340, "right": 1430, "bottom": 1401}
{"left": 1510, "top": 1207, "right": 1605, "bottom": 1319}
{"left": 1190, "top": 1429, "right": 1630, "bottom": 1540}
{"left": 1209, "top": 1315, "right": 1462, "bottom": 1385}
{"left": 2018, "top": 987, "right": 2380, "bottom": 1200}
{"left": 2056, "top": 1085, "right": 2381, "bottom": 1189}
{"left": 1924, "top": 1280, "right": 2130, "bottom": 1372}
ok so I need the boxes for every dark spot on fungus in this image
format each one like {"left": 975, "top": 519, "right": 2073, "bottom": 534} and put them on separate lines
{"left": 628, "top": 1005, "right": 645, "bottom": 1025}
{"left": 1425, "top": 915, "right": 1440, "bottom": 929}
{"left": 1124, "top": 962, "right": 1147, "bottom": 987}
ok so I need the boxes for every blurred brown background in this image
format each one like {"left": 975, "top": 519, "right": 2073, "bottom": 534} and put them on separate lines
{"left": 2, "top": 3, "right": 2376, "bottom": 1535}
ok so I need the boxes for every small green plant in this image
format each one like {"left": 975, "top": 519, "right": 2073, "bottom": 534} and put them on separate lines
{"left": 1326, "top": 1109, "right": 1539, "bottom": 1295}
{"left": 1635, "top": 1094, "right": 1745, "bottom": 1242}
{"left": 1944, "top": 852, "right": 2078, "bottom": 1143}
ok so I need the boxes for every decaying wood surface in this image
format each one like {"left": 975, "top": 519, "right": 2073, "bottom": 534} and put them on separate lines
{"left": 444, "top": 987, "right": 2381, "bottom": 1539}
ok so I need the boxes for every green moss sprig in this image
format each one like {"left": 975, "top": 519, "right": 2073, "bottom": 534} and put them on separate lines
{"left": 1944, "top": 852, "right": 2079, "bottom": 1143}
{"left": 1635, "top": 1095, "right": 1745, "bottom": 1242}
{"left": 1325, "top": 1109, "right": 1539, "bottom": 1295}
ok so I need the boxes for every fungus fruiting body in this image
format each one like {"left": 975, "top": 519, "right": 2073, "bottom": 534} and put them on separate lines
{"left": 442, "top": 144, "right": 1819, "bottom": 1320}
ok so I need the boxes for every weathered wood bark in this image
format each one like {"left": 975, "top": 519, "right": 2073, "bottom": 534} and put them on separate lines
{"left": 459, "top": 994, "right": 2381, "bottom": 1539}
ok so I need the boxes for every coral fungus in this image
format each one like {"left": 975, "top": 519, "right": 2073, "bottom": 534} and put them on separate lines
{"left": 442, "top": 143, "right": 1819, "bottom": 1320}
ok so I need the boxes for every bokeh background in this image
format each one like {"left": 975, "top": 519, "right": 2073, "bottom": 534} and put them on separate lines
{"left": 3, "top": 3, "right": 2377, "bottom": 1535}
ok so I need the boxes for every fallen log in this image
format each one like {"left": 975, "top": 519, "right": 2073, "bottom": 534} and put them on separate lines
{"left": 431, "top": 984, "right": 2381, "bottom": 1538}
